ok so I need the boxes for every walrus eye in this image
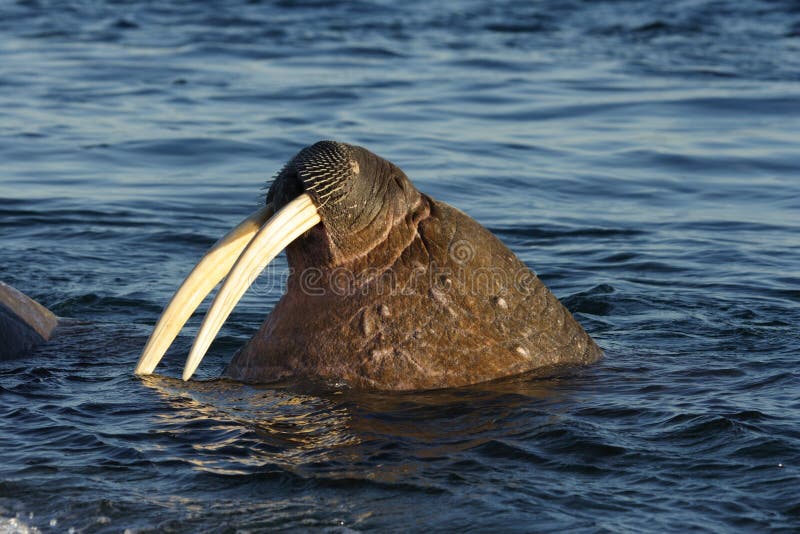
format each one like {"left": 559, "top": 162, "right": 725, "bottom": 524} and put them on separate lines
{"left": 134, "top": 193, "right": 320, "bottom": 379}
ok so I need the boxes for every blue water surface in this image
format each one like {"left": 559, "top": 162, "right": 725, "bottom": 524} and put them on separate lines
{"left": 1, "top": 1, "right": 799, "bottom": 532}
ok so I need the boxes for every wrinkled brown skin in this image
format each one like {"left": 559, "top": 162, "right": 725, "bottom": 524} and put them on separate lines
{"left": 226, "top": 141, "right": 602, "bottom": 390}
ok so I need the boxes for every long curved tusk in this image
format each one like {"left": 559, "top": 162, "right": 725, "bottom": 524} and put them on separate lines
{"left": 183, "top": 193, "right": 320, "bottom": 381}
{"left": 134, "top": 204, "right": 274, "bottom": 375}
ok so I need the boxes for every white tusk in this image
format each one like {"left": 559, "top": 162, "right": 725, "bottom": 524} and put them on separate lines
{"left": 134, "top": 205, "right": 274, "bottom": 375}
{"left": 183, "top": 193, "right": 320, "bottom": 381}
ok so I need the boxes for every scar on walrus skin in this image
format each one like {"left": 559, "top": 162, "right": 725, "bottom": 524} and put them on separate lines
{"left": 136, "top": 141, "right": 602, "bottom": 390}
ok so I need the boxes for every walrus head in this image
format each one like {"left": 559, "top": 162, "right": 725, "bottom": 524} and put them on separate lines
{"left": 135, "top": 141, "right": 602, "bottom": 390}
{"left": 268, "top": 141, "right": 427, "bottom": 274}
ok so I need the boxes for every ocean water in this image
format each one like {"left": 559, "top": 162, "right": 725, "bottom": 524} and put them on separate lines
{"left": 1, "top": 0, "right": 799, "bottom": 531}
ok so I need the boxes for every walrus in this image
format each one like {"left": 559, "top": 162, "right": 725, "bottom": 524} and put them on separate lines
{"left": 0, "top": 281, "right": 58, "bottom": 360}
{"left": 135, "top": 141, "right": 602, "bottom": 390}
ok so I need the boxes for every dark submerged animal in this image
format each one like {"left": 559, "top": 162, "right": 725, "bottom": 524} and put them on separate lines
{"left": 0, "top": 281, "right": 57, "bottom": 360}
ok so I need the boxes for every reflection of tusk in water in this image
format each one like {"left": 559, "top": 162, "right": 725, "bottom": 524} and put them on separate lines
{"left": 134, "top": 205, "right": 274, "bottom": 375}
{"left": 137, "top": 374, "right": 356, "bottom": 474}
{"left": 184, "top": 194, "right": 321, "bottom": 380}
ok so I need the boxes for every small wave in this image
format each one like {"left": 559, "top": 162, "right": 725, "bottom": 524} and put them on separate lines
{"left": 493, "top": 224, "right": 645, "bottom": 241}
{"left": 485, "top": 21, "right": 553, "bottom": 34}
{"left": 113, "top": 138, "right": 265, "bottom": 163}
{"left": 562, "top": 284, "right": 616, "bottom": 316}
{"left": 50, "top": 294, "right": 158, "bottom": 317}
